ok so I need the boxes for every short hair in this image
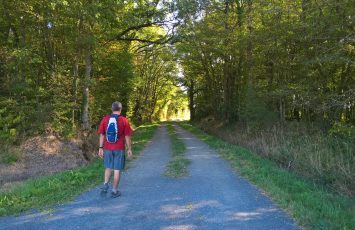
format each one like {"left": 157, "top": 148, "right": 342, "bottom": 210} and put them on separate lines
{"left": 112, "top": 101, "right": 122, "bottom": 111}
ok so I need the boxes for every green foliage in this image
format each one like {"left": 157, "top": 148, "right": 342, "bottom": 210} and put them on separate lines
{"left": 0, "top": 123, "right": 158, "bottom": 216}
{"left": 0, "top": 0, "right": 180, "bottom": 142}
{"left": 179, "top": 122, "right": 354, "bottom": 230}
{"left": 164, "top": 123, "right": 189, "bottom": 178}
{"left": 127, "top": 46, "right": 186, "bottom": 124}
{"left": 92, "top": 45, "right": 134, "bottom": 121}
{"left": 177, "top": 0, "right": 355, "bottom": 125}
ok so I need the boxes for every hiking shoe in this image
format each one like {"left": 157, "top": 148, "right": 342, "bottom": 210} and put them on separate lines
{"left": 100, "top": 183, "right": 109, "bottom": 193}
{"left": 111, "top": 190, "right": 121, "bottom": 198}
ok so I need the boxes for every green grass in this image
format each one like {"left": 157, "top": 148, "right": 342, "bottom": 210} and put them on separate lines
{"left": 0, "top": 123, "right": 158, "bottom": 217}
{"left": 164, "top": 123, "right": 190, "bottom": 178}
{"left": 178, "top": 122, "right": 354, "bottom": 230}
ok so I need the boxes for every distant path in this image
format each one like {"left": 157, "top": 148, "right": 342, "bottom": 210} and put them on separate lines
{"left": 0, "top": 124, "right": 298, "bottom": 230}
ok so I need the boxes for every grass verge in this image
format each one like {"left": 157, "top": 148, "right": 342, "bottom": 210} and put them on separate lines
{"left": 0, "top": 123, "right": 158, "bottom": 217}
{"left": 178, "top": 122, "right": 354, "bottom": 230}
{"left": 164, "top": 123, "right": 190, "bottom": 178}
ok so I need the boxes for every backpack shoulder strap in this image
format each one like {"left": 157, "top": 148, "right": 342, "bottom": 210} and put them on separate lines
{"left": 110, "top": 114, "right": 120, "bottom": 128}
{"left": 110, "top": 114, "right": 119, "bottom": 120}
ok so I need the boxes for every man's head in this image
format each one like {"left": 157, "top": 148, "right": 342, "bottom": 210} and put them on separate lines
{"left": 112, "top": 101, "right": 122, "bottom": 112}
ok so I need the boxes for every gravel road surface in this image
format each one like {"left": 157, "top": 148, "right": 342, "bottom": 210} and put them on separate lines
{"left": 0, "top": 124, "right": 298, "bottom": 230}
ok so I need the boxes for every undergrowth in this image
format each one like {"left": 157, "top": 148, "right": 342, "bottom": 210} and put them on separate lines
{"left": 197, "top": 119, "right": 354, "bottom": 195}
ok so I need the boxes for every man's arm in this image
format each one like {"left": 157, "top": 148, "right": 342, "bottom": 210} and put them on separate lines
{"left": 98, "top": 134, "right": 104, "bottom": 158}
{"left": 125, "top": 135, "right": 132, "bottom": 158}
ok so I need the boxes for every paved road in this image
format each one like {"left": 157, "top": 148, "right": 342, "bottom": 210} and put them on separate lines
{"left": 0, "top": 124, "right": 299, "bottom": 230}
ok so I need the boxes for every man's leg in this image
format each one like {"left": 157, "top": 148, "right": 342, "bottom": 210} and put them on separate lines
{"left": 111, "top": 150, "right": 124, "bottom": 197}
{"left": 112, "top": 170, "right": 121, "bottom": 192}
{"left": 100, "top": 169, "right": 111, "bottom": 193}
{"left": 101, "top": 150, "right": 113, "bottom": 193}
{"left": 104, "top": 168, "right": 112, "bottom": 184}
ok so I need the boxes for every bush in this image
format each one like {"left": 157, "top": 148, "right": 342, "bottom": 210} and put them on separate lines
{"left": 0, "top": 144, "right": 21, "bottom": 164}
{"left": 328, "top": 122, "right": 355, "bottom": 140}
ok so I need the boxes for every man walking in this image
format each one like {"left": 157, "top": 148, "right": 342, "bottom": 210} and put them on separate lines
{"left": 98, "top": 101, "right": 133, "bottom": 198}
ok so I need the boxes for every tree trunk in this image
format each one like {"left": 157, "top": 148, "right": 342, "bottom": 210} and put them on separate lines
{"left": 279, "top": 98, "right": 285, "bottom": 123}
{"left": 72, "top": 55, "right": 79, "bottom": 128}
{"left": 222, "top": 1, "right": 236, "bottom": 123}
{"left": 246, "top": 0, "right": 253, "bottom": 85}
{"left": 82, "top": 47, "right": 92, "bottom": 130}
{"left": 188, "top": 79, "right": 195, "bottom": 121}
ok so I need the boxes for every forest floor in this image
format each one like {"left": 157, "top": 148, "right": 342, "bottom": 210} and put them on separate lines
{"left": 0, "top": 124, "right": 298, "bottom": 230}
{"left": 0, "top": 135, "right": 88, "bottom": 192}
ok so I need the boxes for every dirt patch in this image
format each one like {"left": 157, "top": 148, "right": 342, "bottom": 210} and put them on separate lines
{"left": 0, "top": 135, "right": 91, "bottom": 191}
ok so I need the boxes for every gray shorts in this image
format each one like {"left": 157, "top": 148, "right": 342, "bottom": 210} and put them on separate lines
{"left": 104, "top": 150, "right": 125, "bottom": 170}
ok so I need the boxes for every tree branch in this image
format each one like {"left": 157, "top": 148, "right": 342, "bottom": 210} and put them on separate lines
{"left": 118, "top": 35, "right": 175, "bottom": 44}
{"left": 103, "top": 19, "right": 181, "bottom": 46}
